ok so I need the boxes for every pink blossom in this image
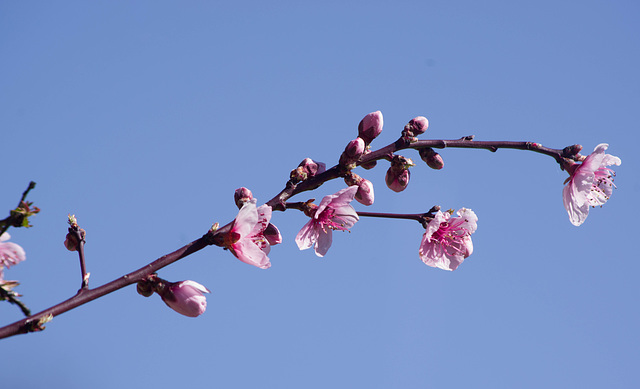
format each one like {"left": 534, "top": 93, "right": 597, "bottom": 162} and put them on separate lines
{"left": 419, "top": 208, "right": 477, "bottom": 271}
{"left": 0, "top": 232, "right": 25, "bottom": 270}
{"left": 160, "top": 280, "right": 210, "bottom": 317}
{"left": 295, "top": 186, "right": 359, "bottom": 257}
{"left": 224, "top": 200, "right": 278, "bottom": 269}
{"left": 563, "top": 143, "right": 621, "bottom": 226}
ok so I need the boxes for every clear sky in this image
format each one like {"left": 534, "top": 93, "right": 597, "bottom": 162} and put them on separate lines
{"left": 2, "top": 1, "right": 638, "bottom": 388}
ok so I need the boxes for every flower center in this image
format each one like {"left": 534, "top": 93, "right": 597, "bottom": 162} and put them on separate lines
{"left": 317, "top": 208, "right": 350, "bottom": 232}
{"left": 430, "top": 219, "right": 469, "bottom": 255}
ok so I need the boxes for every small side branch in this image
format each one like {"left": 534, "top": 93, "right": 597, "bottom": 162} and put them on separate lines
{"left": 0, "top": 285, "right": 31, "bottom": 316}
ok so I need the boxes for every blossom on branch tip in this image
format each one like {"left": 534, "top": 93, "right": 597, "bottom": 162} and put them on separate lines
{"left": 419, "top": 208, "right": 478, "bottom": 271}
{"left": 160, "top": 280, "right": 210, "bottom": 318}
{"left": 224, "top": 200, "right": 279, "bottom": 269}
{"left": 295, "top": 186, "right": 359, "bottom": 257}
{"left": 562, "top": 143, "right": 621, "bottom": 226}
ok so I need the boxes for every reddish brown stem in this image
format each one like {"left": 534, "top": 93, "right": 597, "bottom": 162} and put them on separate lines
{"left": 267, "top": 138, "right": 568, "bottom": 211}
{"left": 0, "top": 231, "right": 218, "bottom": 339}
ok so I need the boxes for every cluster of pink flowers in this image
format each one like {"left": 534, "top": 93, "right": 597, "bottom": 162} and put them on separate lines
{"left": 0, "top": 232, "right": 26, "bottom": 282}
{"left": 562, "top": 143, "right": 621, "bottom": 226}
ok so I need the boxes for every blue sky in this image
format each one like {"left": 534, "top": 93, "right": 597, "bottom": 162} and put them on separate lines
{"left": 2, "top": 1, "right": 638, "bottom": 388}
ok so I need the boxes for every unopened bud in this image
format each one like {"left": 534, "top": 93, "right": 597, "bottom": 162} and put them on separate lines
{"left": 344, "top": 173, "right": 375, "bottom": 206}
{"left": 64, "top": 232, "right": 78, "bottom": 251}
{"left": 63, "top": 228, "right": 85, "bottom": 251}
{"left": 301, "top": 158, "right": 326, "bottom": 177}
{"left": 562, "top": 144, "right": 583, "bottom": 157}
{"left": 419, "top": 147, "right": 444, "bottom": 170}
{"left": 385, "top": 155, "right": 414, "bottom": 192}
{"left": 291, "top": 158, "right": 326, "bottom": 182}
{"left": 339, "top": 137, "right": 365, "bottom": 167}
{"left": 136, "top": 281, "right": 154, "bottom": 297}
{"left": 385, "top": 168, "right": 410, "bottom": 192}
{"left": 358, "top": 111, "right": 383, "bottom": 144}
{"left": 403, "top": 116, "right": 429, "bottom": 137}
{"left": 234, "top": 187, "right": 253, "bottom": 209}
{"left": 355, "top": 178, "right": 375, "bottom": 206}
{"left": 159, "top": 280, "right": 210, "bottom": 318}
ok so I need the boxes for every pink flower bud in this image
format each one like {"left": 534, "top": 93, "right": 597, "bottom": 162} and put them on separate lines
{"left": 63, "top": 232, "right": 78, "bottom": 251}
{"left": 404, "top": 116, "right": 429, "bottom": 137}
{"left": 339, "top": 137, "right": 365, "bottom": 167}
{"left": 234, "top": 187, "right": 253, "bottom": 209}
{"left": 385, "top": 155, "right": 413, "bottom": 192}
{"left": 160, "top": 280, "right": 210, "bottom": 318}
{"left": 291, "top": 158, "right": 326, "bottom": 182}
{"left": 419, "top": 147, "right": 444, "bottom": 170}
{"left": 385, "top": 168, "right": 410, "bottom": 192}
{"left": 300, "top": 158, "right": 326, "bottom": 177}
{"left": 354, "top": 178, "right": 375, "bottom": 206}
{"left": 343, "top": 172, "right": 374, "bottom": 206}
{"left": 358, "top": 111, "right": 383, "bottom": 144}
{"left": 562, "top": 144, "right": 583, "bottom": 157}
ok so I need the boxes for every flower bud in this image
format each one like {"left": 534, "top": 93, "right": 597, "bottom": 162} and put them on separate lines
{"left": 358, "top": 111, "right": 383, "bottom": 144}
{"left": 159, "top": 280, "right": 210, "bottom": 318}
{"left": 291, "top": 158, "right": 326, "bottom": 182}
{"left": 355, "top": 178, "right": 375, "bottom": 206}
{"left": 301, "top": 158, "right": 326, "bottom": 177}
{"left": 136, "top": 281, "right": 154, "bottom": 297}
{"left": 63, "top": 232, "right": 79, "bottom": 251}
{"left": 385, "top": 155, "right": 414, "bottom": 192}
{"left": 385, "top": 168, "right": 410, "bottom": 192}
{"left": 419, "top": 147, "right": 444, "bottom": 170}
{"left": 403, "top": 116, "right": 429, "bottom": 137}
{"left": 344, "top": 172, "right": 375, "bottom": 206}
{"left": 339, "top": 137, "right": 365, "bottom": 167}
{"left": 63, "top": 228, "right": 85, "bottom": 251}
{"left": 562, "top": 144, "right": 583, "bottom": 157}
{"left": 234, "top": 187, "right": 253, "bottom": 209}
